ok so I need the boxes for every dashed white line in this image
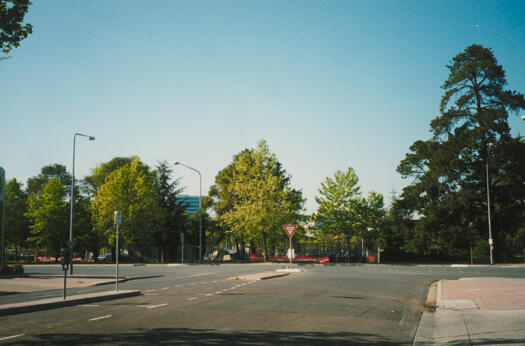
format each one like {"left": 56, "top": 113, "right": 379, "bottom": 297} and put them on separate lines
{"left": 215, "top": 291, "right": 222, "bottom": 294}
{"left": 89, "top": 315, "right": 112, "bottom": 321}
{"left": 212, "top": 280, "right": 218, "bottom": 283}
{"left": 205, "top": 293, "right": 213, "bottom": 297}
{"left": 188, "top": 297, "right": 198, "bottom": 301}
{"left": 174, "top": 284, "right": 183, "bottom": 288}
{"left": 145, "top": 289, "right": 157, "bottom": 292}
{"left": 230, "top": 287, "right": 236, "bottom": 290}
{"left": 0, "top": 334, "right": 25, "bottom": 341}
{"left": 162, "top": 287, "right": 169, "bottom": 290}
{"left": 147, "top": 303, "right": 168, "bottom": 309}
{"left": 144, "top": 293, "right": 159, "bottom": 296}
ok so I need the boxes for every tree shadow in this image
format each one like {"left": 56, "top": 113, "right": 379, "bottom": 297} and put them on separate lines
{"left": 24, "top": 328, "right": 407, "bottom": 345}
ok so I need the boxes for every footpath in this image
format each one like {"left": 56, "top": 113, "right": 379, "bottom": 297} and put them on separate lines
{"left": 413, "top": 277, "right": 525, "bottom": 345}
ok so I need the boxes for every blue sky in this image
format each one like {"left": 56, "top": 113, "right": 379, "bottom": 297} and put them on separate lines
{"left": 2, "top": 0, "right": 525, "bottom": 213}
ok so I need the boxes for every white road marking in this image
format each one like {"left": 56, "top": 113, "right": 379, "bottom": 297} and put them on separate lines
{"left": 230, "top": 287, "right": 236, "bottom": 290}
{"left": 235, "top": 285, "right": 242, "bottom": 287}
{"left": 147, "top": 303, "right": 168, "bottom": 309}
{"left": 205, "top": 293, "right": 213, "bottom": 296}
{"left": 162, "top": 287, "right": 169, "bottom": 290}
{"left": 174, "top": 284, "right": 183, "bottom": 287}
{"left": 0, "top": 334, "right": 25, "bottom": 341}
{"left": 188, "top": 297, "right": 198, "bottom": 301}
{"left": 145, "top": 289, "right": 157, "bottom": 292}
{"left": 221, "top": 289, "right": 229, "bottom": 292}
{"left": 215, "top": 291, "right": 222, "bottom": 294}
{"left": 212, "top": 280, "right": 218, "bottom": 283}
{"left": 145, "top": 293, "right": 159, "bottom": 296}
{"left": 89, "top": 315, "right": 112, "bottom": 321}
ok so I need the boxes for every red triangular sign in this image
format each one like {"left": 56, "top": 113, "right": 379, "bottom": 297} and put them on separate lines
{"left": 283, "top": 224, "right": 297, "bottom": 238}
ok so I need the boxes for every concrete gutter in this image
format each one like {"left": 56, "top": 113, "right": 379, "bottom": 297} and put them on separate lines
{"left": 0, "top": 290, "right": 141, "bottom": 316}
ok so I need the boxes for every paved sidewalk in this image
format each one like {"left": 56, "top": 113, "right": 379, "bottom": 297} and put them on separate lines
{"left": 414, "top": 277, "right": 525, "bottom": 345}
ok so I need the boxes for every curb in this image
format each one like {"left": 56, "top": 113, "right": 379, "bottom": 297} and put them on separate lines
{"left": 0, "top": 290, "right": 141, "bottom": 316}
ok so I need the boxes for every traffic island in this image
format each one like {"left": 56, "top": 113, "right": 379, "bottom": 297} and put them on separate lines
{"left": 228, "top": 271, "right": 290, "bottom": 281}
{"left": 0, "top": 290, "right": 141, "bottom": 316}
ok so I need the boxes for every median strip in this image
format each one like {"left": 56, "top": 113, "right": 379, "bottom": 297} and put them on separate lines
{"left": 147, "top": 303, "right": 168, "bottom": 309}
{"left": 0, "top": 334, "right": 25, "bottom": 341}
{"left": 89, "top": 315, "right": 112, "bottom": 321}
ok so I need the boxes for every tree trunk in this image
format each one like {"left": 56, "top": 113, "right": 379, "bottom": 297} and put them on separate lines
{"left": 263, "top": 232, "right": 269, "bottom": 262}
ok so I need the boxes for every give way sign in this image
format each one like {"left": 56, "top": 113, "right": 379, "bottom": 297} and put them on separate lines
{"left": 283, "top": 224, "right": 297, "bottom": 238}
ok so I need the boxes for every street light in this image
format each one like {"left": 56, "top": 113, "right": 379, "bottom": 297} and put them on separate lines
{"left": 486, "top": 143, "right": 494, "bottom": 265}
{"left": 69, "top": 133, "right": 95, "bottom": 274}
{"left": 174, "top": 161, "right": 202, "bottom": 263}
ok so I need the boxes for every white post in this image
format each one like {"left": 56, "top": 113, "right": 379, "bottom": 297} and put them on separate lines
{"left": 289, "top": 236, "right": 292, "bottom": 270}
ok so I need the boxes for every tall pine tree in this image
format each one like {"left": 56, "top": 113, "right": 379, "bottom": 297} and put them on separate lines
{"left": 397, "top": 45, "right": 525, "bottom": 261}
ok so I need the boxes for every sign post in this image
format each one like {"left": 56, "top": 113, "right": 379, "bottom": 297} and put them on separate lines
{"left": 114, "top": 211, "right": 122, "bottom": 291}
{"left": 180, "top": 233, "right": 184, "bottom": 264}
{"left": 283, "top": 225, "right": 297, "bottom": 270}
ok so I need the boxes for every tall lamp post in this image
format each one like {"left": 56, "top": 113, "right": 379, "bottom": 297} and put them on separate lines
{"left": 486, "top": 143, "right": 494, "bottom": 265}
{"left": 69, "top": 133, "right": 95, "bottom": 274}
{"left": 174, "top": 161, "right": 202, "bottom": 263}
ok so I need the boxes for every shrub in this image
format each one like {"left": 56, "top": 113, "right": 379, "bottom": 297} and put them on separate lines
{"left": 9, "top": 264, "right": 24, "bottom": 274}
{"left": 0, "top": 265, "right": 13, "bottom": 275}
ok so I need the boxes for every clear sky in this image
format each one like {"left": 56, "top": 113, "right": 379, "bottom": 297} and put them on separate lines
{"left": 2, "top": 0, "right": 525, "bottom": 213}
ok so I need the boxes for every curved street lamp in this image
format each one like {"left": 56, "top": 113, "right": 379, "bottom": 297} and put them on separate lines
{"left": 70, "top": 133, "right": 95, "bottom": 274}
{"left": 174, "top": 161, "right": 202, "bottom": 263}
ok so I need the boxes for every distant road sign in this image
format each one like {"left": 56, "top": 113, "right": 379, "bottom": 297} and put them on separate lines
{"left": 283, "top": 224, "right": 297, "bottom": 238}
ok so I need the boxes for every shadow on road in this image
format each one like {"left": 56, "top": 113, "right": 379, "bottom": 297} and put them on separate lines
{"left": 17, "top": 328, "right": 408, "bottom": 345}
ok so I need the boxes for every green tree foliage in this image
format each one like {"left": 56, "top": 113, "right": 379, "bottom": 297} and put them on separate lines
{"left": 397, "top": 44, "right": 525, "bottom": 260}
{"left": 315, "top": 168, "right": 385, "bottom": 251}
{"left": 152, "top": 161, "right": 187, "bottom": 262}
{"left": 218, "top": 140, "right": 304, "bottom": 260}
{"left": 5, "top": 178, "right": 29, "bottom": 259}
{"left": 26, "top": 164, "right": 71, "bottom": 196}
{"left": 26, "top": 178, "right": 69, "bottom": 259}
{"left": 91, "top": 158, "right": 159, "bottom": 258}
{"left": 315, "top": 167, "right": 361, "bottom": 238}
{"left": 84, "top": 156, "right": 137, "bottom": 194}
{"left": 209, "top": 150, "right": 249, "bottom": 251}
{"left": 0, "top": 0, "right": 32, "bottom": 56}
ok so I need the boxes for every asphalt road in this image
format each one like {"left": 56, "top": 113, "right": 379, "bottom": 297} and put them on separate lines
{"left": 1, "top": 263, "right": 525, "bottom": 345}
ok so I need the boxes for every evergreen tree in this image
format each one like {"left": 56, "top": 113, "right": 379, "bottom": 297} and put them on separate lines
{"left": 5, "top": 178, "right": 29, "bottom": 260}
{"left": 397, "top": 44, "right": 525, "bottom": 261}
